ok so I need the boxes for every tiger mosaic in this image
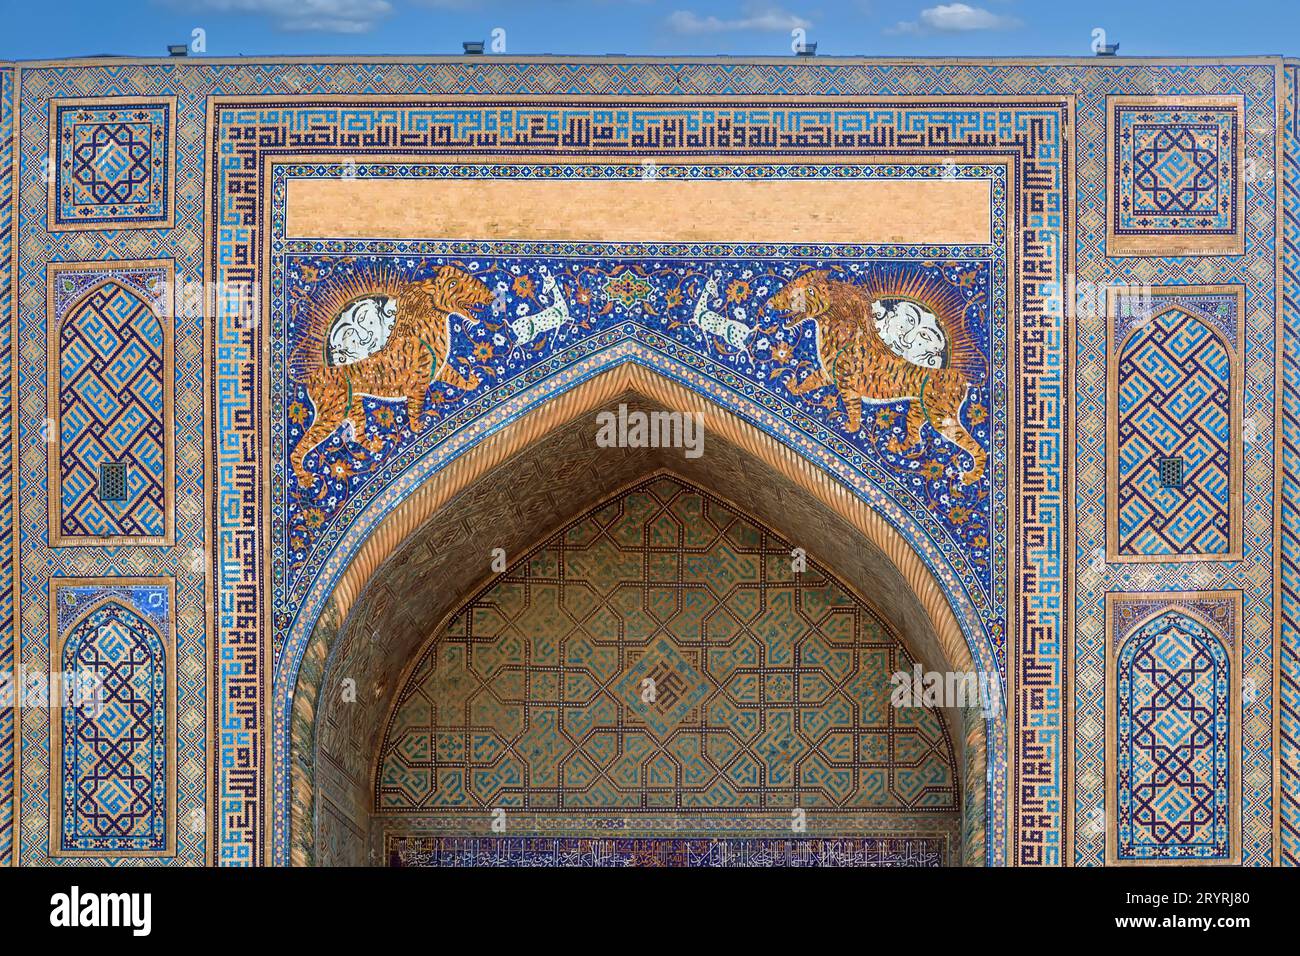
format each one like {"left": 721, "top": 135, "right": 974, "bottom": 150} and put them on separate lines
{"left": 287, "top": 265, "right": 494, "bottom": 488}
{"left": 767, "top": 267, "right": 987, "bottom": 485}
{"left": 277, "top": 252, "right": 998, "bottom": 603}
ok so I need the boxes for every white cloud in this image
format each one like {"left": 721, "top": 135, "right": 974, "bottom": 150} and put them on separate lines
{"left": 668, "top": 4, "right": 812, "bottom": 35}
{"left": 887, "top": 3, "right": 1021, "bottom": 36}
{"left": 185, "top": 0, "right": 394, "bottom": 34}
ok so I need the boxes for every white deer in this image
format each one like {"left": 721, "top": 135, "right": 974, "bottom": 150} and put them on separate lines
{"left": 508, "top": 266, "right": 573, "bottom": 357}
{"left": 690, "top": 274, "right": 754, "bottom": 362}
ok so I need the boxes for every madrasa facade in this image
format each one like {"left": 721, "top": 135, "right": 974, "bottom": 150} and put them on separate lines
{"left": 0, "top": 53, "right": 1297, "bottom": 868}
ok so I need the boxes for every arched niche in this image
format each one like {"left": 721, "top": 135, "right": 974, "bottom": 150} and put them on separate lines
{"left": 50, "top": 590, "right": 174, "bottom": 857}
{"left": 283, "top": 365, "right": 995, "bottom": 866}
{"left": 374, "top": 473, "right": 962, "bottom": 861}
{"left": 1107, "top": 600, "right": 1239, "bottom": 865}
{"left": 47, "top": 276, "right": 173, "bottom": 547}
{"left": 1111, "top": 304, "right": 1239, "bottom": 561}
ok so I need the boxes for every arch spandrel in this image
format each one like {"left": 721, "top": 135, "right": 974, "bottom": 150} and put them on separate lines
{"left": 277, "top": 362, "right": 990, "bottom": 691}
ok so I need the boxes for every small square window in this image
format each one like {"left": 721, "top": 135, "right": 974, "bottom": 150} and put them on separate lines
{"left": 98, "top": 462, "right": 129, "bottom": 503}
{"left": 1157, "top": 456, "right": 1184, "bottom": 490}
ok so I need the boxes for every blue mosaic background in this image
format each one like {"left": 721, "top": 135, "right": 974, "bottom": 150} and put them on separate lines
{"left": 281, "top": 253, "right": 996, "bottom": 599}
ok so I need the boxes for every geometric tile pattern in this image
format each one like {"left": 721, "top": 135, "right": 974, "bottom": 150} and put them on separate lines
{"left": 1114, "top": 306, "right": 1236, "bottom": 559}
{"left": 1107, "top": 592, "right": 1239, "bottom": 864}
{"left": 4, "top": 58, "right": 1280, "bottom": 868}
{"left": 49, "top": 579, "right": 174, "bottom": 856}
{"left": 47, "top": 98, "right": 175, "bottom": 231}
{"left": 1075, "top": 71, "right": 1276, "bottom": 870}
{"left": 1282, "top": 62, "right": 1300, "bottom": 868}
{"left": 47, "top": 262, "right": 173, "bottom": 545}
{"left": 377, "top": 476, "right": 958, "bottom": 816}
{"left": 0, "top": 64, "right": 13, "bottom": 867}
{"left": 1117, "top": 612, "right": 1231, "bottom": 860}
{"left": 1108, "top": 96, "right": 1245, "bottom": 256}
{"left": 614, "top": 637, "right": 713, "bottom": 740}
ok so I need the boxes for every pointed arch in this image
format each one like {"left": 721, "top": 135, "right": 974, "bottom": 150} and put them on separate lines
{"left": 1107, "top": 294, "right": 1243, "bottom": 562}
{"left": 1105, "top": 591, "right": 1241, "bottom": 865}
{"left": 276, "top": 362, "right": 998, "bottom": 867}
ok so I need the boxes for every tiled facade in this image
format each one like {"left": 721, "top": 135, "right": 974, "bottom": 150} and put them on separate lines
{"left": 0, "top": 54, "right": 1296, "bottom": 866}
{"left": 46, "top": 98, "right": 175, "bottom": 232}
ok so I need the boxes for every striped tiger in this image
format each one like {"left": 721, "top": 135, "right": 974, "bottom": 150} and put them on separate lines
{"left": 288, "top": 266, "right": 494, "bottom": 488}
{"left": 766, "top": 268, "right": 987, "bottom": 486}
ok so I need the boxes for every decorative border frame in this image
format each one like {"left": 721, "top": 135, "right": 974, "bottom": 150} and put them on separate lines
{"left": 1280, "top": 60, "right": 1300, "bottom": 869}
{"left": 1104, "top": 589, "right": 1242, "bottom": 866}
{"left": 47, "top": 575, "right": 176, "bottom": 858}
{"left": 44, "top": 96, "right": 176, "bottom": 233}
{"left": 1, "top": 62, "right": 17, "bottom": 868}
{"left": 44, "top": 258, "right": 175, "bottom": 547}
{"left": 1105, "top": 284, "right": 1246, "bottom": 563}
{"left": 228, "top": 102, "right": 1060, "bottom": 868}
{"left": 1106, "top": 95, "right": 1246, "bottom": 257}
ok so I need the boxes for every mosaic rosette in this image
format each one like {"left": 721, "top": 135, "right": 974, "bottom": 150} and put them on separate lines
{"left": 1108, "top": 96, "right": 1245, "bottom": 256}
{"left": 47, "top": 97, "right": 175, "bottom": 231}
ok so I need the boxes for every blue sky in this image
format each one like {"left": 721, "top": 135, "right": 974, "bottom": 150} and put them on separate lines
{"left": 1, "top": 0, "right": 1296, "bottom": 61}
